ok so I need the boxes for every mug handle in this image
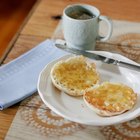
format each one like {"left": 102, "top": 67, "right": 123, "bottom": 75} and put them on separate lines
{"left": 97, "top": 16, "right": 113, "bottom": 41}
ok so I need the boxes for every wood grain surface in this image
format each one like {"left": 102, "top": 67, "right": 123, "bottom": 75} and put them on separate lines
{"left": 0, "top": 0, "right": 140, "bottom": 139}
{"left": 0, "top": 0, "right": 36, "bottom": 60}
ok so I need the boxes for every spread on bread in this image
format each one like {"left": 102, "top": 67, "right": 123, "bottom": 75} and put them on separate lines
{"left": 83, "top": 82, "right": 137, "bottom": 116}
{"left": 51, "top": 55, "right": 99, "bottom": 96}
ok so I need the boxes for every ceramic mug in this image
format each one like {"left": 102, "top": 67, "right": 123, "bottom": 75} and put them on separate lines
{"left": 63, "top": 4, "right": 113, "bottom": 50}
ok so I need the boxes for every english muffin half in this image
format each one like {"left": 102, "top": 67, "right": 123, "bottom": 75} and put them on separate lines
{"left": 50, "top": 55, "right": 99, "bottom": 96}
{"left": 83, "top": 82, "right": 137, "bottom": 116}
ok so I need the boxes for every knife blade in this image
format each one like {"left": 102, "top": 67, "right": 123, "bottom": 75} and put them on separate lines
{"left": 55, "top": 41, "right": 140, "bottom": 72}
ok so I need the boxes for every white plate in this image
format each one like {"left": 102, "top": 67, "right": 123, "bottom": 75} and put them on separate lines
{"left": 37, "top": 51, "right": 140, "bottom": 126}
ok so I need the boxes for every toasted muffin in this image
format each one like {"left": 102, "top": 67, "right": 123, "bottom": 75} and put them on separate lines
{"left": 83, "top": 82, "right": 137, "bottom": 116}
{"left": 50, "top": 55, "right": 99, "bottom": 96}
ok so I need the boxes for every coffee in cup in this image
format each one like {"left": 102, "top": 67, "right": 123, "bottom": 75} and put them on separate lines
{"left": 63, "top": 4, "right": 113, "bottom": 50}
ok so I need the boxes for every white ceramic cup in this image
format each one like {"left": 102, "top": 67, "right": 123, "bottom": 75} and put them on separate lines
{"left": 63, "top": 4, "right": 113, "bottom": 50}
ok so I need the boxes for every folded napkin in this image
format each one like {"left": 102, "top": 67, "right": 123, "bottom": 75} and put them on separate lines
{"left": 0, "top": 39, "right": 67, "bottom": 110}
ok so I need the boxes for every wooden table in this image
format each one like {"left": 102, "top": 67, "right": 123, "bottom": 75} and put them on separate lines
{"left": 0, "top": 0, "right": 140, "bottom": 139}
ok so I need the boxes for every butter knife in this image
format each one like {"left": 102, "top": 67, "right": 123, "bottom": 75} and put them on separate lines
{"left": 55, "top": 41, "right": 140, "bottom": 72}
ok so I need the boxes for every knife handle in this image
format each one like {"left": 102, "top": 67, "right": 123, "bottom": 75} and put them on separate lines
{"left": 118, "top": 61, "right": 140, "bottom": 72}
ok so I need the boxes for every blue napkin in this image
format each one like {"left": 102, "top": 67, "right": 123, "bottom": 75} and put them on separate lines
{"left": 0, "top": 39, "right": 67, "bottom": 110}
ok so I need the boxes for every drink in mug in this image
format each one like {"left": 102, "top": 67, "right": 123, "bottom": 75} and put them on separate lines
{"left": 63, "top": 4, "right": 113, "bottom": 50}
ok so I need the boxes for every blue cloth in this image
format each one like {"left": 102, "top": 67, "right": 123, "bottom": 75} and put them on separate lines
{"left": 0, "top": 39, "right": 67, "bottom": 110}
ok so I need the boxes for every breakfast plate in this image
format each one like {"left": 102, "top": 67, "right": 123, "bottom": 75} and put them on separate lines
{"left": 37, "top": 51, "right": 140, "bottom": 126}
